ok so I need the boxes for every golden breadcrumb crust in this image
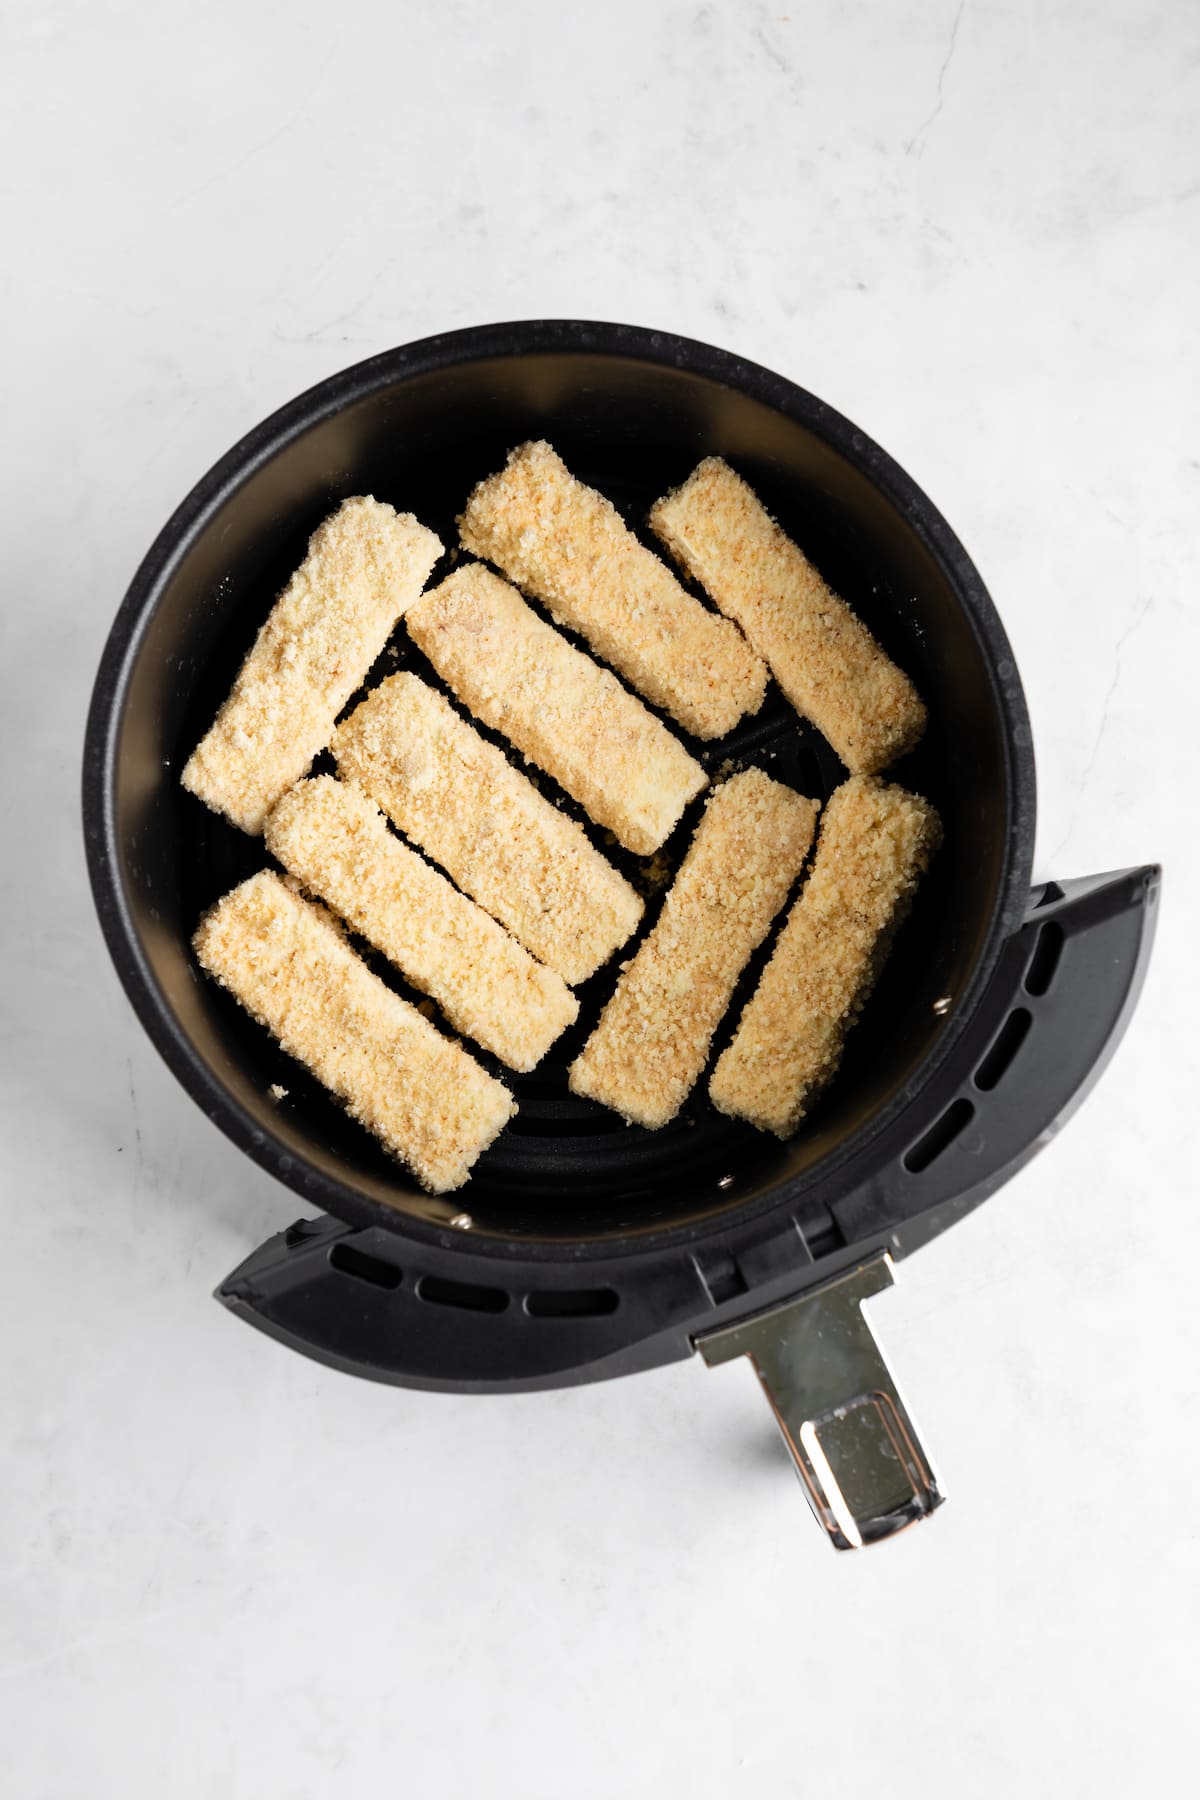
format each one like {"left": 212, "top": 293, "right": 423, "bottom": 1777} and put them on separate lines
{"left": 650, "top": 458, "right": 926, "bottom": 774}
{"left": 458, "top": 440, "right": 768, "bottom": 739}
{"left": 408, "top": 563, "right": 706, "bottom": 855}
{"left": 193, "top": 870, "right": 515, "bottom": 1192}
{"left": 709, "top": 776, "right": 941, "bottom": 1137}
{"left": 569, "top": 769, "right": 819, "bottom": 1128}
{"left": 181, "top": 497, "right": 443, "bottom": 833}
{"left": 333, "top": 674, "right": 643, "bottom": 985}
{"left": 265, "top": 775, "right": 578, "bottom": 1072}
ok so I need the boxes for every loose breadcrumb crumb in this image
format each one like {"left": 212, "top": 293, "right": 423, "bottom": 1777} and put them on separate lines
{"left": 333, "top": 674, "right": 643, "bottom": 985}
{"left": 181, "top": 497, "right": 443, "bottom": 833}
{"left": 650, "top": 459, "right": 926, "bottom": 773}
{"left": 193, "top": 870, "right": 515, "bottom": 1192}
{"left": 568, "top": 770, "right": 819, "bottom": 1128}
{"left": 459, "top": 440, "right": 768, "bottom": 739}
{"left": 265, "top": 775, "right": 577, "bottom": 1071}
{"left": 709, "top": 776, "right": 941, "bottom": 1137}
{"left": 407, "top": 564, "right": 706, "bottom": 854}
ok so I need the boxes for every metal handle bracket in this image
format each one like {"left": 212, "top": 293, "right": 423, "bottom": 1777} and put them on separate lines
{"left": 697, "top": 1253, "right": 944, "bottom": 1550}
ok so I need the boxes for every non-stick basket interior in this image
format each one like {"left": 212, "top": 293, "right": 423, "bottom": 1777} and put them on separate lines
{"left": 109, "top": 348, "right": 1013, "bottom": 1243}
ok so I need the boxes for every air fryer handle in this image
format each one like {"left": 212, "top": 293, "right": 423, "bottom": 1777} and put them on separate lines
{"left": 215, "top": 863, "right": 1161, "bottom": 1415}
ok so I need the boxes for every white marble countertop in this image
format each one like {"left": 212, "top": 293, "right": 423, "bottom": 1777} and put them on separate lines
{"left": 3, "top": 2, "right": 1197, "bottom": 1794}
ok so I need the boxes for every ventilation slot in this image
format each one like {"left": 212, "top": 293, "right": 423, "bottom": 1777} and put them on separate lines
{"left": 974, "top": 1008, "right": 1033, "bottom": 1092}
{"left": 903, "top": 1098, "right": 975, "bottom": 1174}
{"left": 525, "top": 1288, "right": 619, "bottom": 1319}
{"left": 417, "top": 1275, "right": 509, "bottom": 1313}
{"left": 1025, "top": 920, "right": 1064, "bottom": 996}
{"left": 328, "top": 1242, "right": 403, "bottom": 1289}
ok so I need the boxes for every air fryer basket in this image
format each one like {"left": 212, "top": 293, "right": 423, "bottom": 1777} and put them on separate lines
{"left": 84, "top": 323, "right": 1158, "bottom": 1548}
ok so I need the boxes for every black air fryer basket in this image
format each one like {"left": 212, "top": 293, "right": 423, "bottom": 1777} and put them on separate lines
{"left": 83, "top": 323, "right": 1158, "bottom": 1550}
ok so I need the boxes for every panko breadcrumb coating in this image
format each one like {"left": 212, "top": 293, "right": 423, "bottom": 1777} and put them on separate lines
{"left": 181, "top": 497, "right": 443, "bottom": 833}
{"left": 407, "top": 563, "right": 706, "bottom": 855}
{"left": 458, "top": 440, "right": 768, "bottom": 739}
{"left": 265, "top": 776, "right": 578, "bottom": 1071}
{"left": 650, "top": 458, "right": 926, "bottom": 774}
{"left": 193, "top": 870, "right": 515, "bottom": 1192}
{"left": 709, "top": 776, "right": 941, "bottom": 1137}
{"left": 334, "top": 674, "right": 643, "bottom": 985}
{"left": 568, "top": 770, "right": 819, "bottom": 1129}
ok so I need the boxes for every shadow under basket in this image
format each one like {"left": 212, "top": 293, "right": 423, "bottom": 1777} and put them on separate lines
{"left": 82, "top": 321, "right": 1159, "bottom": 1550}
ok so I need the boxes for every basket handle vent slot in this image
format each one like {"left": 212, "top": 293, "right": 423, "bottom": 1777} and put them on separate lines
{"left": 525, "top": 1288, "right": 619, "bottom": 1319}
{"left": 974, "top": 1008, "right": 1033, "bottom": 1092}
{"left": 328, "top": 1243, "right": 403, "bottom": 1290}
{"left": 903, "top": 1098, "right": 975, "bottom": 1174}
{"left": 417, "top": 1275, "right": 509, "bottom": 1314}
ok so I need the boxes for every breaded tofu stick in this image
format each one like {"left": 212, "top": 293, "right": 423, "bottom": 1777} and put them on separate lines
{"left": 193, "top": 870, "right": 514, "bottom": 1192}
{"left": 709, "top": 776, "right": 941, "bottom": 1137}
{"left": 650, "top": 458, "right": 926, "bottom": 774}
{"left": 181, "top": 498, "right": 443, "bottom": 833}
{"left": 265, "top": 776, "right": 578, "bottom": 1072}
{"left": 458, "top": 440, "right": 768, "bottom": 739}
{"left": 408, "top": 564, "right": 707, "bottom": 855}
{"left": 569, "top": 770, "right": 819, "bottom": 1128}
{"left": 334, "top": 674, "right": 643, "bottom": 985}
